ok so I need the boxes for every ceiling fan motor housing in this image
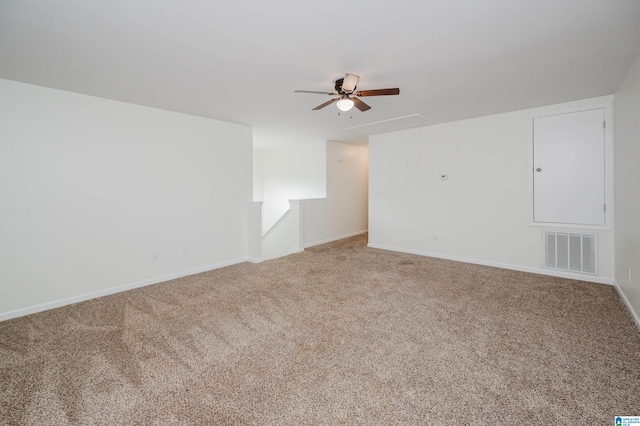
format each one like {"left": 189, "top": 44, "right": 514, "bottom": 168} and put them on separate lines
{"left": 335, "top": 77, "right": 351, "bottom": 94}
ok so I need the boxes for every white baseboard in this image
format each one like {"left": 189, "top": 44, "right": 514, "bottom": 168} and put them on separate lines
{"left": 304, "top": 230, "right": 368, "bottom": 248}
{"left": 367, "top": 243, "right": 615, "bottom": 286}
{"left": 0, "top": 257, "right": 248, "bottom": 322}
{"left": 613, "top": 280, "right": 640, "bottom": 331}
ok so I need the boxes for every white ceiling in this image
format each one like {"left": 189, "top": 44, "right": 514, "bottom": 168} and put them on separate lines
{"left": 2, "top": 0, "right": 640, "bottom": 150}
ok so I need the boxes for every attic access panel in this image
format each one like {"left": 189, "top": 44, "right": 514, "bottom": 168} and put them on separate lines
{"left": 532, "top": 108, "right": 606, "bottom": 226}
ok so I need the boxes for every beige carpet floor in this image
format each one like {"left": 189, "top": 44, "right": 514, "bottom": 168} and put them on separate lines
{"left": 1, "top": 234, "right": 639, "bottom": 425}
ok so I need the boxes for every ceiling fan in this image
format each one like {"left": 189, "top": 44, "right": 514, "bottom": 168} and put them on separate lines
{"left": 295, "top": 73, "right": 400, "bottom": 112}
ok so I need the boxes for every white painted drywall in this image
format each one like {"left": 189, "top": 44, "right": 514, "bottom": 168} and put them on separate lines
{"left": 247, "top": 201, "right": 263, "bottom": 262}
{"left": 614, "top": 53, "right": 640, "bottom": 325}
{"left": 304, "top": 141, "right": 368, "bottom": 247}
{"left": 0, "top": 79, "right": 252, "bottom": 318}
{"left": 369, "top": 97, "right": 614, "bottom": 283}
{"left": 262, "top": 200, "right": 304, "bottom": 260}
{"left": 259, "top": 141, "right": 326, "bottom": 232}
{"left": 253, "top": 150, "right": 264, "bottom": 201}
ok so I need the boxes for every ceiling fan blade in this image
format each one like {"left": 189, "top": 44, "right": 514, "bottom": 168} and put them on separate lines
{"left": 342, "top": 73, "right": 360, "bottom": 92}
{"left": 295, "top": 90, "right": 338, "bottom": 95}
{"left": 312, "top": 98, "right": 339, "bottom": 110}
{"left": 352, "top": 97, "right": 371, "bottom": 112}
{"left": 355, "top": 88, "right": 400, "bottom": 97}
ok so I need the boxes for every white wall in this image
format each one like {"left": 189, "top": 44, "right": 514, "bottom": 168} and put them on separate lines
{"left": 304, "top": 141, "right": 368, "bottom": 246}
{"left": 259, "top": 141, "right": 326, "bottom": 232}
{"left": 262, "top": 200, "right": 304, "bottom": 260}
{"left": 369, "top": 97, "right": 614, "bottom": 283}
{"left": 0, "top": 79, "right": 253, "bottom": 319}
{"left": 614, "top": 53, "right": 640, "bottom": 325}
{"left": 253, "top": 149, "right": 264, "bottom": 201}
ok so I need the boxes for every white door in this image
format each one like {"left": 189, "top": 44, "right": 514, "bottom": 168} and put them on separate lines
{"left": 533, "top": 108, "right": 605, "bottom": 225}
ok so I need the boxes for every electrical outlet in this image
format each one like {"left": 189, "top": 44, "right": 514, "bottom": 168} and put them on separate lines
{"left": 629, "top": 267, "right": 632, "bottom": 283}
{"left": 183, "top": 249, "right": 189, "bottom": 257}
{"left": 433, "top": 234, "right": 439, "bottom": 242}
{"left": 152, "top": 253, "right": 159, "bottom": 263}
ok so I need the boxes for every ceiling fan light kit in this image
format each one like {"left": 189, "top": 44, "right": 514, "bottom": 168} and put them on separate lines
{"left": 336, "top": 98, "right": 355, "bottom": 112}
{"left": 295, "top": 73, "right": 399, "bottom": 113}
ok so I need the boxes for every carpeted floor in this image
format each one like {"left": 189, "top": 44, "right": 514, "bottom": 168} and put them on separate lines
{"left": 1, "top": 234, "right": 639, "bottom": 425}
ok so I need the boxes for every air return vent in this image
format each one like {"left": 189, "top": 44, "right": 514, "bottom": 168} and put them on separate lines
{"left": 543, "top": 230, "right": 596, "bottom": 274}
